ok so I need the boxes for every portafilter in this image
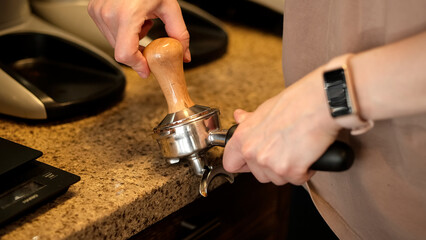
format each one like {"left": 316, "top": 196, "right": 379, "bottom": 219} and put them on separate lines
{"left": 143, "top": 38, "right": 354, "bottom": 197}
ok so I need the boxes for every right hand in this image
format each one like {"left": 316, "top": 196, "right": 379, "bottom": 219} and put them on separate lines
{"left": 223, "top": 67, "right": 342, "bottom": 186}
{"left": 88, "top": 0, "right": 191, "bottom": 78}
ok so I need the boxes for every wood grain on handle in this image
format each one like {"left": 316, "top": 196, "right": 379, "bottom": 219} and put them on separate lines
{"left": 143, "top": 38, "right": 194, "bottom": 113}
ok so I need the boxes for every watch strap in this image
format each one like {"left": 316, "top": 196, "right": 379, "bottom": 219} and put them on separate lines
{"left": 324, "top": 54, "right": 374, "bottom": 135}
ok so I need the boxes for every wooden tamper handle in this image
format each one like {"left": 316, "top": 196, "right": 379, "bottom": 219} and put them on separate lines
{"left": 143, "top": 38, "right": 195, "bottom": 113}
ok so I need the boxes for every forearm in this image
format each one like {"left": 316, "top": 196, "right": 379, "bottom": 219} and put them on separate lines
{"left": 351, "top": 31, "right": 426, "bottom": 121}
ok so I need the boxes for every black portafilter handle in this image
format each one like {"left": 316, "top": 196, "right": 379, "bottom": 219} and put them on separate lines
{"left": 225, "top": 124, "right": 354, "bottom": 172}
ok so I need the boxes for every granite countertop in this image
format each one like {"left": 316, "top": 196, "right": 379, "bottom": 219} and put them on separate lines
{"left": 0, "top": 23, "right": 284, "bottom": 240}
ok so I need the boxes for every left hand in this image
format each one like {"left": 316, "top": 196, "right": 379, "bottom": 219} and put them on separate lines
{"left": 87, "top": 0, "right": 191, "bottom": 78}
{"left": 223, "top": 67, "right": 342, "bottom": 185}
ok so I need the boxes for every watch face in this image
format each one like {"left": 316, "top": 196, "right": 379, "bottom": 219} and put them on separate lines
{"left": 324, "top": 68, "right": 351, "bottom": 117}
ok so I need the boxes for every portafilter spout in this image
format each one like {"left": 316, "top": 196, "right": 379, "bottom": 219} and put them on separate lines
{"left": 143, "top": 37, "right": 234, "bottom": 197}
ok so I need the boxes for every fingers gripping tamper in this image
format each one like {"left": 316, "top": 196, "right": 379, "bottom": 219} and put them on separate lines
{"left": 144, "top": 38, "right": 234, "bottom": 197}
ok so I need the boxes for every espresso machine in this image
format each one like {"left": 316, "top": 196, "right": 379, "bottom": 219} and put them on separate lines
{"left": 0, "top": 0, "right": 125, "bottom": 120}
{"left": 143, "top": 38, "right": 354, "bottom": 197}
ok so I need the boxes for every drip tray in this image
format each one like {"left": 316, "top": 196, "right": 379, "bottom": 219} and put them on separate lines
{"left": 0, "top": 32, "right": 126, "bottom": 120}
{"left": 11, "top": 58, "right": 119, "bottom": 103}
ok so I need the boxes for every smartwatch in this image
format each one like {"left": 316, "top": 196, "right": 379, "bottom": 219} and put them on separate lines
{"left": 323, "top": 54, "right": 374, "bottom": 135}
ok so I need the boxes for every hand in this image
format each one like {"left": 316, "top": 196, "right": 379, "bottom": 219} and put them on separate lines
{"left": 223, "top": 67, "right": 342, "bottom": 185}
{"left": 88, "top": 0, "right": 191, "bottom": 78}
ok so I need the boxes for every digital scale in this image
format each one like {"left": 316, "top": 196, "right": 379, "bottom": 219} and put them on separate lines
{"left": 0, "top": 137, "right": 80, "bottom": 226}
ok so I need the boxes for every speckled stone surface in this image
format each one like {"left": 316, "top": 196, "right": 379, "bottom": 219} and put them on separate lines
{"left": 0, "top": 23, "right": 284, "bottom": 240}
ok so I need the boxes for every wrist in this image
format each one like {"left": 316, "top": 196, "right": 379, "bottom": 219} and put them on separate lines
{"left": 300, "top": 67, "right": 343, "bottom": 133}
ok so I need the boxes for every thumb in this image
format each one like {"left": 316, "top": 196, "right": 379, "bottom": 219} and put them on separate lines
{"left": 158, "top": 1, "right": 191, "bottom": 62}
{"left": 234, "top": 109, "right": 252, "bottom": 123}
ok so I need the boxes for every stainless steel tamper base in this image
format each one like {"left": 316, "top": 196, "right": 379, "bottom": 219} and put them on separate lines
{"left": 153, "top": 105, "right": 234, "bottom": 196}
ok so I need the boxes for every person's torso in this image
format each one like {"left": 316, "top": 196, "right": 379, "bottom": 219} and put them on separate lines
{"left": 282, "top": 0, "right": 426, "bottom": 239}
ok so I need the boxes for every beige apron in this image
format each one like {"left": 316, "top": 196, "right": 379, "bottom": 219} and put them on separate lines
{"left": 283, "top": 0, "right": 426, "bottom": 239}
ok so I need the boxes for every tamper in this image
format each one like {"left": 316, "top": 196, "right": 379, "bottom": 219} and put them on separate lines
{"left": 144, "top": 37, "right": 235, "bottom": 197}
{"left": 144, "top": 38, "right": 354, "bottom": 197}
